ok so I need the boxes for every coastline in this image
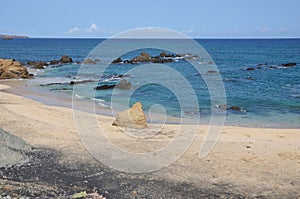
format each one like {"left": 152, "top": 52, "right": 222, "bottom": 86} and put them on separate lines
{"left": 0, "top": 82, "right": 299, "bottom": 198}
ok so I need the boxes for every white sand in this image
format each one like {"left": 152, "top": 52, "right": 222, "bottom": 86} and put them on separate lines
{"left": 0, "top": 83, "right": 299, "bottom": 197}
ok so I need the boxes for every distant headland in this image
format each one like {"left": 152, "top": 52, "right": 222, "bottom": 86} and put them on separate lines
{"left": 0, "top": 34, "right": 29, "bottom": 40}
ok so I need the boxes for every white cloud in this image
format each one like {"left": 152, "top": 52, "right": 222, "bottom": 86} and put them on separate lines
{"left": 86, "top": 23, "right": 99, "bottom": 32}
{"left": 67, "top": 27, "right": 80, "bottom": 34}
{"left": 257, "top": 26, "right": 268, "bottom": 33}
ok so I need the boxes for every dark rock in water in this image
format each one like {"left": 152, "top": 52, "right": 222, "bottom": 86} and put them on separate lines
{"left": 257, "top": 63, "right": 264, "bottom": 66}
{"left": 132, "top": 52, "right": 152, "bottom": 62}
{"left": 94, "top": 79, "right": 131, "bottom": 90}
{"left": 27, "top": 61, "right": 48, "bottom": 69}
{"left": 152, "top": 58, "right": 173, "bottom": 63}
{"left": 205, "top": 70, "right": 218, "bottom": 75}
{"left": 246, "top": 67, "right": 255, "bottom": 71}
{"left": 228, "top": 106, "right": 242, "bottom": 111}
{"left": 0, "top": 59, "right": 32, "bottom": 79}
{"left": 281, "top": 62, "right": 297, "bottom": 67}
{"left": 112, "top": 57, "right": 123, "bottom": 64}
{"left": 115, "top": 79, "right": 131, "bottom": 90}
{"left": 95, "top": 84, "right": 115, "bottom": 90}
{"left": 60, "top": 55, "right": 73, "bottom": 63}
{"left": 49, "top": 60, "right": 60, "bottom": 65}
{"left": 70, "top": 79, "right": 96, "bottom": 85}
{"left": 160, "top": 52, "right": 174, "bottom": 58}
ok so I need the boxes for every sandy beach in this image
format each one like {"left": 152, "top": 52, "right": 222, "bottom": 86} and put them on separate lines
{"left": 0, "top": 82, "right": 299, "bottom": 198}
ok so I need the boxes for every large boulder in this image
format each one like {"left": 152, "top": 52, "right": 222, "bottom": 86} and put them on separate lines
{"left": 112, "top": 102, "right": 147, "bottom": 129}
{"left": 0, "top": 59, "right": 32, "bottom": 79}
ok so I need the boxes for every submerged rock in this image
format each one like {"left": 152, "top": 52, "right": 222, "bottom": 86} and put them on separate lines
{"left": 112, "top": 57, "right": 123, "bottom": 64}
{"left": 0, "top": 59, "right": 32, "bottom": 79}
{"left": 115, "top": 79, "right": 131, "bottom": 90}
{"left": 27, "top": 61, "right": 48, "bottom": 69}
{"left": 246, "top": 67, "right": 255, "bottom": 71}
{"left": 281, "top": 62, "right": 297, "bottom": 67}
{"left": 112, "top": 102, "right": 147, "bottom": 129}
{"left": 94, "top": 84, "right": 115, "bottom": 90}
{"left": 94, "top": 79, "right": 132, "bottom": 90}
{"left": 82, "top": 58, "right": 98, "bottom": 64}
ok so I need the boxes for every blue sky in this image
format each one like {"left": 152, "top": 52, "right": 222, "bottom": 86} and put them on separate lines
{"left": 1, "top": 0, "right": 299, "bottom": 38}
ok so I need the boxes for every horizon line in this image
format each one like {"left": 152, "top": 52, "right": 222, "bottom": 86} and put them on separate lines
{"left": 20, "top": 36, "right": 300, "bottom": 39}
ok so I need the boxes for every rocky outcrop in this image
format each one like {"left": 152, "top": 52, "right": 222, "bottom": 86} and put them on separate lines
{"left": 111, "top": 52, "right": 199, "bottom": 64}
{"left": 94, "top": 79, "right": 131, "bottom": 90}
{"left": 49, "top": 55, "right": 73, "bottom": 66}
{"left": 112, "top": 102, "right": 147, "bottom": 129}
{"left": 281, "top": 62, "right": 296, "bottom": 67}
{"left": 82, "top": 58, "right": 100, "bottom": 64}
{"left": 60, "top": 55, "right": 73, "bottom": 63}
{"left": 112, "top": 57, "right": 123, "bottom": 64}
{"left": 27, "top": 61, "right": 48, "bottom": 69}
{"left": 0, "top": 59, "right": 32, "bottom": 79}
{"left": 115, "top": 79, "right": 131, "bottom": 90}
{"left": 94, "top": 84, "right": 115, "bottom": 90}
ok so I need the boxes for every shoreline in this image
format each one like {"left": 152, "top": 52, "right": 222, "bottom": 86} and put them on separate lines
{"left": 0, "top": 82, "right": 300, "bottom": 198}
{"left": 1, "top": 79, "right": 299, "bottom": 129}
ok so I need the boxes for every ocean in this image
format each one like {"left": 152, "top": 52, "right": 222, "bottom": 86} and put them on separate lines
{"left": 0, "top": 38, "right": 299, "bottom": 128}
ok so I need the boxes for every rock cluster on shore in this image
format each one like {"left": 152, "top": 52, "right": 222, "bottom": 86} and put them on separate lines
{"left": 0, "top": 59, "right": 32, "bottom": 79}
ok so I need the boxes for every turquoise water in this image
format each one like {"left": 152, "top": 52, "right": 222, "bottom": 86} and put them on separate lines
{"left": 0, "top": 38, "right": 299, "bottom": 128}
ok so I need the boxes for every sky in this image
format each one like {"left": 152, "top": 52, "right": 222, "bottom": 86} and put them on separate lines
{"left": 1, "top": 0, "right": 300, "bottom": 38}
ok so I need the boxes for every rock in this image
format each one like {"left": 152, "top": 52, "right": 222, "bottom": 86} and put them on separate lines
{"left": 228, "top": 106, "right": 242, "bottom": 111}
{"left": 70, "top": 79, "right": 96, "bottom": 85}
{"left": 94, "top": 80, "right": 131, "bottom": 90}
{"left": 246, "top": 67, "right": 255, "bottom": 71}
{"left": 112, "top": 57, "right": 123, "bottom": 64}
{"left": 205, "top": 70, "right": 218, "bottom": 75}
{"left": 152, "top": 58, "right": 173, "bottom": 63}
{"left": 112, "top": 102, "right": 147, "bottom": 129}
{"left": 27, "top": 61, "right": 48, "bottom": 69}
{"left": 94, "top": 84, "right": 115, "bottom": 90}
{"left": 160, "top": 52, "right": 174, "bottom": 58}
{"left": 60, "top": 55, "right": 73, "bottom": 63}
{"left": 0, "top": 59, "right": 32, "bottom": 79}
{"left": 132, "top": 52, "right": 152, "bottom": 62}
{"left": 115, "top": 79, "right": 131, "bottom": 90}
{"left": 281, "top": 62, "right": 296, "bottom": 67}
{"left": 82, "top": 58, "right": 97, "bottom": 64}
{"left": 49, "top": 60, "right": 60, "bottom": 65}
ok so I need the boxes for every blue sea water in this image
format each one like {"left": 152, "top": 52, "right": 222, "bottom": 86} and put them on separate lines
{"left": 0, "top": 38, "right": 299, "bottom": 128}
